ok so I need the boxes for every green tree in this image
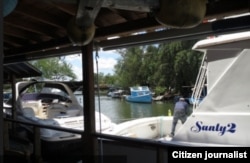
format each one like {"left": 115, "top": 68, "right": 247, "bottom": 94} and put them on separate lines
{"left": 114, "top": 40, "right": 203, "bottom": 96}
{"left": 114, "top": 47, "right": 145, "bottom": 88}
{"left": 139, "top": 45, "right": 159, "bottom": 87}
{"left": 103, "top": 73, "right": 117, "bottom": 86}
{"left": 173, "top": 41, "right": 202, "bottom": 96}
{"left": 30, "top": 57, "right": 77, "bottom": 81}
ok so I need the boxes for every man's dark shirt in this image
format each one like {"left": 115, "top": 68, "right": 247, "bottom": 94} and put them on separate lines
{"left": 174, "top": 101, "right": 188, "bottom": 112}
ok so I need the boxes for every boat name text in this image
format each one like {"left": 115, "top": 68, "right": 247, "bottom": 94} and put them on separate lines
{"left": 190, "top": 121, "right": 236, "bottom": 135}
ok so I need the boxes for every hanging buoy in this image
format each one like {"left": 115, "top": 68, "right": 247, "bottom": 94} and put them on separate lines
{"left": 155, "top": 0, "right": 207, "bottom": 28}
{"left": 3, "top": 0, "right": 18, "bottom": 17}
{"left": 67, "top": 17, "right": 96, "bottom": 46}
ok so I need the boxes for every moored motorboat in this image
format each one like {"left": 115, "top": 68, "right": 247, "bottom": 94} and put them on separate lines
{"left": 107, "top": 89, "right": 125, "bottom": 98}
{"left": 167, "top": 32, "right": 250, "bottom": 146}
{"left": 5, "top": 80, "right": 116, "bottom": 159}
{"left": 125, "top": 86, "right": 152, "bottom": 103}
{"left": 152, "top": 95, "right": 164, "bottom": 101}
{"left": 106, "top": 31, "right": 250, "bottom": 147}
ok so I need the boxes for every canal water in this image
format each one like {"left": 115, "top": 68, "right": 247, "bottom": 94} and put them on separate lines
{"left": 94, "top": 95, "right": 176, "bottom": 124}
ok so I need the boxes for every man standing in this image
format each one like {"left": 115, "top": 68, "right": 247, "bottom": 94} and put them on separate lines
{"left": 170, "top": 97, "right": 188, "bottom": 137}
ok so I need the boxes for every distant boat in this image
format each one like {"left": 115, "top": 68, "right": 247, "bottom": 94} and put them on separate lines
{"left": 152, "top": 95, "right": 164, "bottom": 101}
{"left": 125, "top": 86, "right": 152, "bottom": 103}
{"left": 107, "top": 88, "right": 124, "bottom": 98}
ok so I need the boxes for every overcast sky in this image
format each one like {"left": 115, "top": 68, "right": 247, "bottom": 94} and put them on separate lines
{"left": 65, "top": 49, "right": 120, "bottom": 81}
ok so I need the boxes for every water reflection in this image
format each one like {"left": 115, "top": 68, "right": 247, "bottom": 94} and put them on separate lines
{"left": 94, "top": 96, "right": 175, "bottom": 124}
{"left": 129, "top": 103, "right": 152, "bottom": 119}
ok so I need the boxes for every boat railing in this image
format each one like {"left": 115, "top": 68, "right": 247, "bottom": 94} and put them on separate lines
{"left": 4, "top": 117, "right": 179, "bottom": 163}
{"left": 191, "top": 53, "right": 207, "bottom": 110}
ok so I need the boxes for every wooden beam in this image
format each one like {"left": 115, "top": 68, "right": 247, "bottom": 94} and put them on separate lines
{"left": 82, "top": 41, "right": 98, "bottom": 162}
{"left": 98, "top": 15, "right": 250, "bottom": 50}
{"left": 95, "top": 17, "right": 162, "bottom": 41}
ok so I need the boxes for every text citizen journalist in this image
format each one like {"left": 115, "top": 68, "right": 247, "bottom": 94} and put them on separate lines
{"left": 172, "top": 151, "right": 247, "bottom": 160}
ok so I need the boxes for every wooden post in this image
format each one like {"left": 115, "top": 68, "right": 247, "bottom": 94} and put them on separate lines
{"left": 33, "top": 127, "right": 42, "bottom": 163}
{"left": 81, "top": 41, "right": 98, "bottom": 162}
{"left": 3, "top": 122, "right": 9, "bottom": 151}
{"left": 0, "top": 0, "right": 4, "bottom": 162}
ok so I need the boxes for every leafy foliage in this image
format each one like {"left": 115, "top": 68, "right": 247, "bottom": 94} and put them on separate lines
{"left": 30, "top": 57, "right": 77, "bottom": 81}
{"left": 113, "top": 40, "right": 203, "bottom": 95}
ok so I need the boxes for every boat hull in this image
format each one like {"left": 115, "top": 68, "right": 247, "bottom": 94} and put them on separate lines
{"left": 107, "top": 116, "right": 181, "bottom": 139}
{"left": 172, "top": 32, "right": 250, "bottom": 146}
{"left": 125, "top": 86, "right": 152, "bottom": 103}
{"left": 125, "top": 95, "right": 152, "bottom": 103}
